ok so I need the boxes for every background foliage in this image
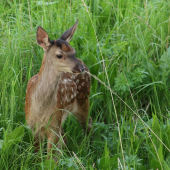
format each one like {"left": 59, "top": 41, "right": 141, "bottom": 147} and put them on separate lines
{"left": 0, "top": 0, "right": 170, "bottom": 169}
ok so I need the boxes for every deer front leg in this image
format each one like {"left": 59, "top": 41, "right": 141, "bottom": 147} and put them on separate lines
{"left": 78, "top": 114, "right": 92, "bottom": 135}
{"left": 73, "top": 104, "right": 92, "bottom": 135}
{"left": 46, "top": 113, "right": 63, "bottom": 162}
{"left": 33, "top": 131, "right": 45, "bottom": 162}
{"left": 75, "top": 99, "right": 92, "bottom": 135}
{"left": 46, "top": 127, "right": 62, "bottom": 162}
{"left": 33, "top": 128, "right": 45, "bottom": 154}
{"left": 34, "top": 136, "right": 41, "bottom": 154}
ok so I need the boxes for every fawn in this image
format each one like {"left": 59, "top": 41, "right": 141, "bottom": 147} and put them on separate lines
{"left": 25, "top": 20, "right": 92, "bottom": 161}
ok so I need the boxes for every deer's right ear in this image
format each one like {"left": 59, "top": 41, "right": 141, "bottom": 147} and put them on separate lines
{"left": 36, "top": 26, "right": 51, "bottom": 50}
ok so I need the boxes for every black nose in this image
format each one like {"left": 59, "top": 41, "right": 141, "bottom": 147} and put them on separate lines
{"left": 79, "top": 67, "right": 85, "bottom": 72}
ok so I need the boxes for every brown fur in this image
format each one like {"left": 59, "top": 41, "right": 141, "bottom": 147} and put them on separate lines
{"left": 25, "top": 20, "right": 92, "bottom": 161}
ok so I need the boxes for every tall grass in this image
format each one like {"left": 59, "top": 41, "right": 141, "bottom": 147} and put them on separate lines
{"left": 0, "top": 0, "right": 170, "bottom": 169}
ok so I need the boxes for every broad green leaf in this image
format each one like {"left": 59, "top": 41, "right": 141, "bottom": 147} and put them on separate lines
{"left": 150, "top": 158, "right": 162, "bottom": 170}
{"left": 137, "top": 164, "right": 147, "bottom": 170}
{"left": 109, "top": 155, "right": 119, "bottom": 169}
{"left": 0, "top": 140, "right": 3, "bottom": 149}
{"left": 152, "top": 114, "right": 162, "bottom": 151}
{"left": 3, "top": 126, "right": 25, "bottom": 150}
{"left": 99, "top": 141, "right": 110, "bottom": 169}
{"left": 6, "top": 126, "right": 25, "bottom": 143}
{"left": 150, "top": 114, "right": 163, "bottom": 168}
{"left": 163, "top": 160, "right": 170, "bottom": 170}
{"left": 164, "top": 124, "right": 170, "bottom": 156}
{"left": 166, "top": 154, "right": 170, "bottom": 168}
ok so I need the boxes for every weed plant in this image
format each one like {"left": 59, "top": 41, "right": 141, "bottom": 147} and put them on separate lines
{"left": 0, "top": 0, "right": 170, "bottom": 169}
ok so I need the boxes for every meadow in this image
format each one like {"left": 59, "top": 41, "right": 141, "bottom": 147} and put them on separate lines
{"left": 0, "top": 0, "right": 170, "bottom": 169}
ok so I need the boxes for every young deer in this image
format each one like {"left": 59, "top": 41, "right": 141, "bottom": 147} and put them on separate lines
{"left": 25, "top": 20, "right": 92, "bottom": 161}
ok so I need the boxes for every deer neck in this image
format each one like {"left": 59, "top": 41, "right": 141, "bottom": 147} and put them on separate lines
{"left": 35, "top": 55, "right": 61, "bottom": 104}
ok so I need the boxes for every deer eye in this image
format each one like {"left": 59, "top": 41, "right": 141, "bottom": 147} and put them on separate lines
{"left": 56, "top": 55, "right": 62, "bottom": 59}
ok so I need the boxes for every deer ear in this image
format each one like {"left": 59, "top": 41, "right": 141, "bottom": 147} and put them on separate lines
{"left": 59, "top": 19, "right": 78, "bottom": 42}
{"left": 36, "top": 26, "right": 51, "bottom": 50}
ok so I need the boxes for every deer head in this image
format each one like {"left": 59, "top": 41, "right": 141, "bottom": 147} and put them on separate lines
{"left": 36, "top": 19, "right": 85, "bottom": 75}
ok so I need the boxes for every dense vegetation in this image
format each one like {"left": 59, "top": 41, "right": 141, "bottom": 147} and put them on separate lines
{"left": 1, "top": 0, "right": 170, "bottom": 169}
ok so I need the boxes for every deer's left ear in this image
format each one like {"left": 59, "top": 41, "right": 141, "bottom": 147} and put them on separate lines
{"left": 59, "top": 19, "right": 78, "bottom": 42}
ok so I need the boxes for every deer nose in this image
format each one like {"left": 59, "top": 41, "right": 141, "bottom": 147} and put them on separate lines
{"left": 79, "top": 67, "right": 85, "bottom": 72}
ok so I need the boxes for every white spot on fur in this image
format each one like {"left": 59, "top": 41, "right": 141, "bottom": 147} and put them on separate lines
{"left": 70, "top": 75, "right": 75, "bottom": 79}
{"left": 68, "top": 79, "right": 72, "bottom": 82}
{"left": 82, "top": 76, "right": 85, "bottom": 79}
{"left": 71, "top": 95, "right": 74, "bottom": 99}
{"left": 82, "top": 82, "right": 85, "bottom": 86}
{"left": 61, "top": 89, "right": 64, "bottom": 93}
{"left": 76, "top": 79, "right": 79, "bottom": 84}
{"left": 63, "top": 79, "right": 68, "bottom": 84}
{"left": 78, "top": 86, "right": 81, "bottom": 89}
